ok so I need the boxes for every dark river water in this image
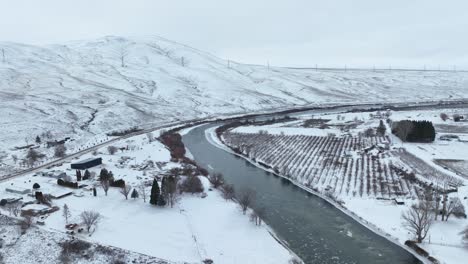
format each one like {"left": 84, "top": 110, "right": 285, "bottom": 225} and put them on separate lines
{"left": 182, "top": 122, "right": 421, "bottom": 264}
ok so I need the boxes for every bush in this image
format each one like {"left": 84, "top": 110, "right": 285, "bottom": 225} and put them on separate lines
{"left": 110, "top": 179, "right": 126, "bottom": 188}
{"left": 208, "top": 173, "right": 224, "bottom": 188}
{"left": 440, "top": 113, "right": 449, "bottom": 121}
{"left": 107, "top": 146, "right": 118, "bottom": 155}
{"left": 182, "top": 176, "right": 204, "bottom": 194}
{"left": 221, "top": 184, "right": 235, "bottom": 200}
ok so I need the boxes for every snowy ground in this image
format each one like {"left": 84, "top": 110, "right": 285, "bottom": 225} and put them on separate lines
{"left": 1, "top": 35, "right": 468, "bottom": 178}
{"left": 0, "top": 132, "right": 297, "bottom": 263}
{"left": 221, "top": 108, "right": 468, "bottom": 264}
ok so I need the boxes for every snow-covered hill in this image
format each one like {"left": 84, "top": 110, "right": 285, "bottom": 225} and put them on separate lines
{"left": 1, "top": 35, "right": 467, "bottom": 152}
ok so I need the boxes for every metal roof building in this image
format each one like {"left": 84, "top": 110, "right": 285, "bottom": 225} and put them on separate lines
{"left": 70, "top": 157, "right": 102, "bottom": 170}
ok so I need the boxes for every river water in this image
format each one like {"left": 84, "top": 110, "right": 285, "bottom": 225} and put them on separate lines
{"left": 182, "top": 121, "right": 421, "bottom": 264}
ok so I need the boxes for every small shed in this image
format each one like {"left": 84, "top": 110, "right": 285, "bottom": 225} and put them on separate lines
{"left": 71, "top": 157, "right": 102, "bottom": 170}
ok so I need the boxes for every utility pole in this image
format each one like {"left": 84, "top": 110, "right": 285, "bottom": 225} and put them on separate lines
{"left": 315, "top": 64, "right": 318, "bottom": 71}
{"left": 181, "top": 57, "right": 185, "bottom": 67}
{"left": 267, "top": 61, "right": 270, "bottom": 71}
{"left": 1, "top": 48, "right": 4, "bottom": 63}
{"left": 227, "top": 60, "right": 230, "bottom": 69}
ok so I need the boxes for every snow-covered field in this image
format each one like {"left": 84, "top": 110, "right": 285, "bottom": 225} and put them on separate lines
{"left": 0, "top": 132, "right": 297, "bottom": 263}
{"left": 220, "top": 108, "right": 468, "bottom": 264}
{"left": 2, "top": 35, "right": 468, "bottom": 178}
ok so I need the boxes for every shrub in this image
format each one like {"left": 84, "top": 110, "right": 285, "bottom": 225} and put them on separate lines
{"left": 110, "top": 179, "right": 126, "bottom": 188}
{"left": 440, "top": 113, "right": 449, "bottom": 121}
{"left": 182, "top": 176, "right": 204, "bottom": 194}
{"left": 107, "top": 146, "right": 118, "bottom": 155}
{"left": 208, "top": 173, "right": 224, "bottom": 188}
{"left": 57, "top": 179, "right": 79, "bottom": 188}
{"left": 221, "top": 184, "right": 235, "bottom": 200}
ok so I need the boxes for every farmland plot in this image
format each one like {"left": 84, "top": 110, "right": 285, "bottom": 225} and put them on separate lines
{"left": 222, "top": 131, "right": 462, "bottom": 198}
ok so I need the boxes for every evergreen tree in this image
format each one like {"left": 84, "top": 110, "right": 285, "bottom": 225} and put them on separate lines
{"left": 76, "top": 170, "right": 82, "bottom": 181}
{"left": 131, "top": 188, "right": 139, "bottom": 199}
{"left": 83, "top": 169, "right": 91, "bottom": 180}
{"left": 93, "top": 188, "right": 97, "bottom": 197}
{"left": 149, "top": 179, "right": 160, "bottom": 205}
{"left": 377, "top": 120, "right": 386, "bottom": 136}
{"left": 35, "top": 136, "right": 41, "bottom": 144}
{"left": 99, "top": 168, "right": 109, "bottom": 181}
{"left": 159, "top": 177, "right": 167, "bottom": 206}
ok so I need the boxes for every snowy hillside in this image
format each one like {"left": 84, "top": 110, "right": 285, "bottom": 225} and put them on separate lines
{"left": 1, "top": 35, "right": 467, "bottom": 152}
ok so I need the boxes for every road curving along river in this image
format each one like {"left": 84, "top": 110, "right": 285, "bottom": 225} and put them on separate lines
{"left": 182, "top": 122, "right": 422, "bottom": 264}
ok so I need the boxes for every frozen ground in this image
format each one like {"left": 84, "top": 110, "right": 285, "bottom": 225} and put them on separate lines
{"left": 1, "top": 35, "right": 468, "bottom": 176}
{"left": 0, "top": 133, "right": 297, "bottom": 263}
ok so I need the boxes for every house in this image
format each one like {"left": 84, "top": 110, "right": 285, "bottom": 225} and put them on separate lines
{"left": 71, "top": 157, "right": 102, "bottom": 170}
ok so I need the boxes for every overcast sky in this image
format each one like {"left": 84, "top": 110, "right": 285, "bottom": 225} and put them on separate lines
{"left": 1, "top": 0, "right": 467, "bottom": 68}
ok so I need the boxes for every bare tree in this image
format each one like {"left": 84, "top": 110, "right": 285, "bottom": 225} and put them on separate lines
{"left": 237, "top": 188, "right": 256, "bottom": 215}
{"left": 221, "top": 184, "right": 235, "bottom": 201}
{"left": 25, "top": 148, "right": 42, "bottom": 167}
{"left": 209, "top": 173, "right": 224, "bottom": 188}
{"left": 255, "top": 207, "right": 266, "bottom": 226}
{"left": 440, "top": 113, "right": 449, "bottom": 121}
{"left": 20, "top": 210, "right": 34, "bottom": 232}
{"left": 6, "top": 202, "right": 21, "bottom": 217}
{"left": 434, "top": 193, "right": 441, "bottom": 220}
{"left": 107, "top": 146, "right": 118, "bottom": 155}
{"left": 101, "top": 180, "right": 110, "bottom": 196}
{"left": 250, "top": 207, "right": 266, "bottom": 226}
{"left": 62, "top": 204, "right": 71, "bottom": 224}
{"left": 138, "top": 183, "right": 148, "bottom": 203}
{"left": 445, "top": 197, "right": 464, "bottom": 221}
{"left": 119, "top": 185, "right": 131, "bottom": 200}
{"left": 80, "top": 211, "right": 101, "bottom": 233}
{"left": 146, "top": 132, "right": 154, "bottom": 143}
{"left": 54, "top": 144, "right": 67, "bottom": 158}
{"left": 402, "top": 202, "right": 433, "bottom": 243}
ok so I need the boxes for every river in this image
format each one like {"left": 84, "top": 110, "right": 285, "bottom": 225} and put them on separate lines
{"left": 182, "top": 120, "right": 422, "bottom": 264}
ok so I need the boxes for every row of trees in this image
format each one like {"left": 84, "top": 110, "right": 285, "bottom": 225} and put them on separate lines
{"left": 392, "top": 120, "right": 436, "bottom": 142}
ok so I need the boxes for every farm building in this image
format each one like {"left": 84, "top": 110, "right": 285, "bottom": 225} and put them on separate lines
{"left": 71, "top": 157, "right": 102, "bottom": 170}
